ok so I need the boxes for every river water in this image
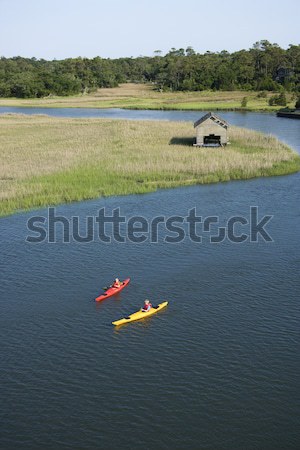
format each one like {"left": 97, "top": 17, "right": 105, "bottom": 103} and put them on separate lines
{"left": 0, "top": 108, "right": 299, "bottom": 450}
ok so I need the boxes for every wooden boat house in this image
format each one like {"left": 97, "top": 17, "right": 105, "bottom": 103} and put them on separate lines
{"left": 194, "top": 112, "right": 229, "bottom": 147}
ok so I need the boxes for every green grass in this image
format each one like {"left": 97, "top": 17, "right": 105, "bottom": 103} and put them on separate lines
{"left": 0, "top": 114, "right": 299, "bottom": 217}
{"left": 0, "top": 83, "right": 296, "bottom": 111}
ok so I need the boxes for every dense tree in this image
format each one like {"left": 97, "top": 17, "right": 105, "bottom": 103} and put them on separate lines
{"left": 0, "top": 41, "right": 299, "bottom": 98}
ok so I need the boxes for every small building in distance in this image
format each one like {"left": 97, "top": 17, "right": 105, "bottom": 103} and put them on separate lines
{"left": 194, "top": 112, "right": 229, "bottom": 147}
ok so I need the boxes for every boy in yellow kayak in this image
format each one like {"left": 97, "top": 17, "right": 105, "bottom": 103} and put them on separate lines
{"left": 141, "top": 299, "right": 152, "bottom": 312}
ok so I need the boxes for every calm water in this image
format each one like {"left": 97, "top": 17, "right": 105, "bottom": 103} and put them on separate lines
{"left": 0, "top": 109, "right": 300, "bottom": 450}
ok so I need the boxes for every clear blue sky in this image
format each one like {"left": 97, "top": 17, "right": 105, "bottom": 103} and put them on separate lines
{"left": 0, "top": 0, "right": 299, "bottom": 59}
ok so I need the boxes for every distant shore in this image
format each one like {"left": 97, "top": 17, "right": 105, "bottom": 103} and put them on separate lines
{"left": 0, "top": 83, "right": 296, "bottom": 112}
{"left": 1, "top": 114, "right": 299, "bottom": 217}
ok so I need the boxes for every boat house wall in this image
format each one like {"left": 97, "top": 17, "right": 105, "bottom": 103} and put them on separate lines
{"left": 194, "top": 113, "right": 229, "bottom": 147}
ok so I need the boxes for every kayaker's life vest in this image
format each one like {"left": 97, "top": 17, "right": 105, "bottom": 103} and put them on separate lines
{"left": 143, "top": 303, "right": 152, "bottom": 311}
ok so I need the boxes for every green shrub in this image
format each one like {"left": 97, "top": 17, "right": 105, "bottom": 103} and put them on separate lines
{"left": 269, "top": 92, "right": 287, "bottom": 106}
{"left": 241, "top": 97, "right": 248, "bottom": 107}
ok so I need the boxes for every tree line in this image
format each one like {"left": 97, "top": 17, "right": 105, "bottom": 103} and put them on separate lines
{"left": 0, "top": 41, "right": 299, "bottom": 98}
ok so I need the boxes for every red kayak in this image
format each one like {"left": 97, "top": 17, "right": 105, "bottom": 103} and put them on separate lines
{"left": 95, "top": 278, "right": 130, "bottom": 302}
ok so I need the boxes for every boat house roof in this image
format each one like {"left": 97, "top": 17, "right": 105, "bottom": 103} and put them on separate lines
{"left": 194, "top": 112, "right": 229, "bottom": 128}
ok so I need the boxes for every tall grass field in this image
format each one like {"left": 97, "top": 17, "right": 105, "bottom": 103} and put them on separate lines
{"left": 0, "top": 114, "right": 299, "bottom": 217}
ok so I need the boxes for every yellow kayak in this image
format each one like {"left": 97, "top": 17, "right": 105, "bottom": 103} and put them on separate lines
{"left": 112, "top": 301, "right": 168, "bottom": 326}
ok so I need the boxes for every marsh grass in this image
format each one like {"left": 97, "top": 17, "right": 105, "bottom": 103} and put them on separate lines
{"left": 0, "top": 83, "right": 295, "bottom": 111}
{"left": 0, "top": 114, "right": 299, "bottom": 216}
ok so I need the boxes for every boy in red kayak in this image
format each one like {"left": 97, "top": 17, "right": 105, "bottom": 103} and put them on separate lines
{"left": 141, "top": 299, "right": 152, "bottom": 312}
{"left": 112, "top": 278, "right": 121, "bottom": 288}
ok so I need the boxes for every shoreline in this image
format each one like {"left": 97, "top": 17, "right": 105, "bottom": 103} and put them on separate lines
{"left": 0, "top": 103, "right": 284, "bottom": 113}
{"left": 276, "top": 109, "right": 300, "bottom": 119}
{"left": 2, "top": 171, "right": 299, "bottom": 220}
{"left": 0, "top": 104, "right": 282, "bottom": 113}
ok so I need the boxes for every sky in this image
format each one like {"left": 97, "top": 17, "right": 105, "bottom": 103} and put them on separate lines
{"left": 0, "top": 0, "right": 299, "bottom": 59}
